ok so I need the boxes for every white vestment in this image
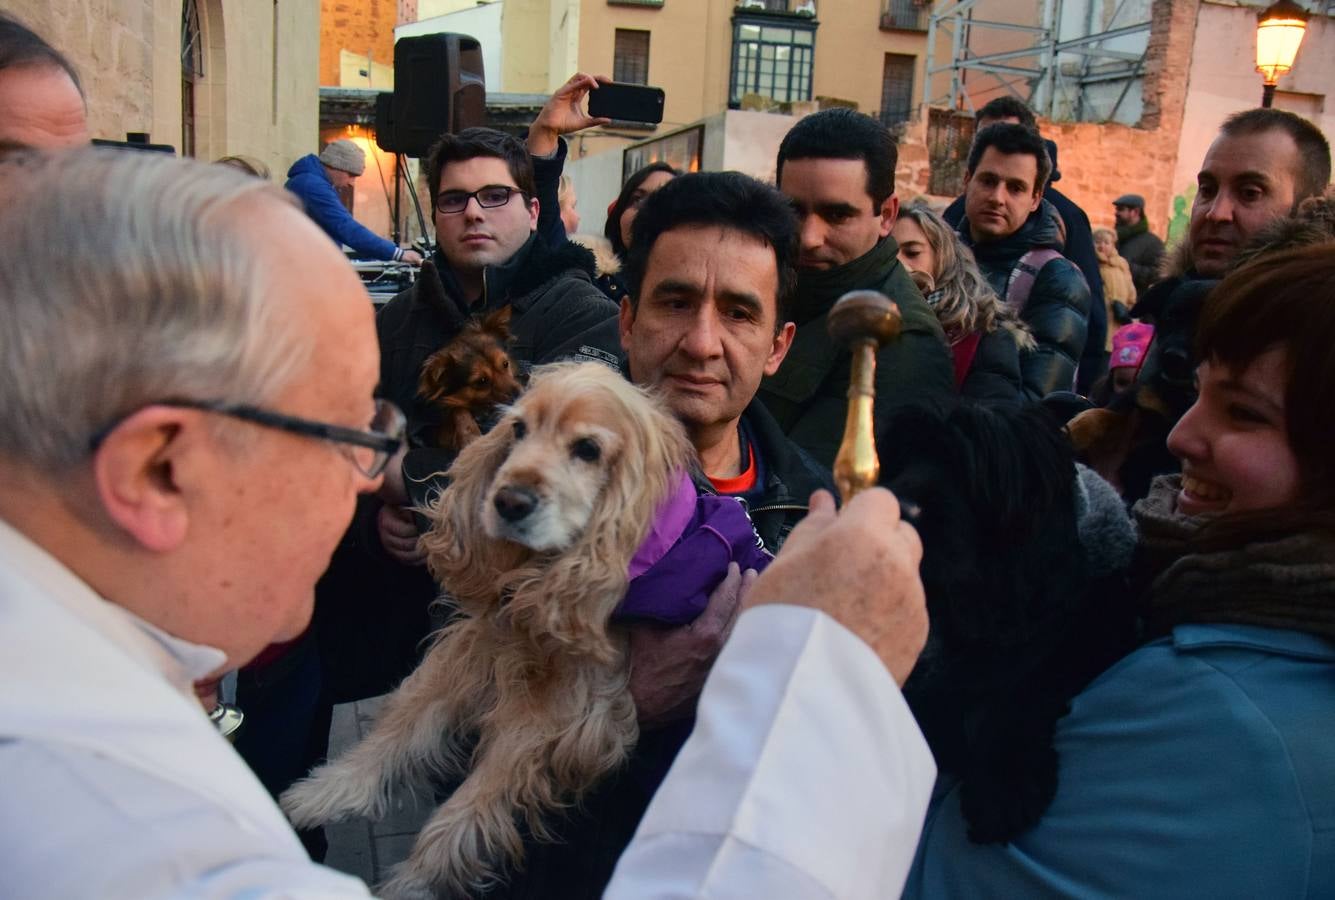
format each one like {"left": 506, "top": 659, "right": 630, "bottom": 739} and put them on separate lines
{"left": 0, "top": 518, "right": 933, "bottom": 899}
{"left": 0, "top": 518, "right": 371, "bottom": 899}
{"left": 607, "top": 605, "right": 936, "bottom": 899}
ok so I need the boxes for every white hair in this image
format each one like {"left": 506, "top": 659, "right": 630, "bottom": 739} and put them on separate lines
{"left": 0, "top": 147, "right": 312, "bottom": 468}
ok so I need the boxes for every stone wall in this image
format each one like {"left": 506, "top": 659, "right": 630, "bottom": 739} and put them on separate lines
{"left": 10, "top": 0, "right": 158, "bottom": 143}
{"left": 320, "top": 0, "right": 397, "bottom": 86}
{"left": 6, "top": 1, "right": 319, "bottom": 177}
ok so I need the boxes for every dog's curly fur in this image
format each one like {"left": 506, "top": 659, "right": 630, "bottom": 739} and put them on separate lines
{"left": 879, "top": 401, "right": 1135, "bottom": 845}
{"left": 280, "top": 362, "right": 696, "bottom": 899}
{"left": 417, "top": 307, "right": 522, "bottom": 452}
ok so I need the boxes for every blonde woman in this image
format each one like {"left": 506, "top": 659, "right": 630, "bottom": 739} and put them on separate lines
{"left": 893, "top": 203, "right": 1033, "bottom": 405}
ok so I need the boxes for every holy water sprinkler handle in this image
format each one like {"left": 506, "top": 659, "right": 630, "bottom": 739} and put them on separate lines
{"left": 827, "top": 290, "right": 902, "bottom": 502}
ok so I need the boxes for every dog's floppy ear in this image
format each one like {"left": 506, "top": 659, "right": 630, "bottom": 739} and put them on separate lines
{"left": 418, "top": 345, "right": 462, "bottom": 406}
{"left": 514, "top": 383, "right": 694, "bottom": 664}
{"left": 420, "top": 414, "right": 527, "bottom": 612}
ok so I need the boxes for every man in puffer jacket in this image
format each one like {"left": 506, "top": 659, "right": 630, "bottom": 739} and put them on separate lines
{"left": 957, "top": 124, "right": 1089, "bottom": 401}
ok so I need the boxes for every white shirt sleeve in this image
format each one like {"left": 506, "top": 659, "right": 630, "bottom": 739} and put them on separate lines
{"left": 605, "top": 605, "right": 936, "bottom": 900}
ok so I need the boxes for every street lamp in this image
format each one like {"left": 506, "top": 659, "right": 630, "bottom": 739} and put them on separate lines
{"left": 1255, "top": 0, "right": 1309, "bottom": 108}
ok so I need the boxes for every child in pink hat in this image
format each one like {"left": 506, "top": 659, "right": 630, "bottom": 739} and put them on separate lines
{"left": 1109, "top": 322, "right": 1154, "bottom": 391}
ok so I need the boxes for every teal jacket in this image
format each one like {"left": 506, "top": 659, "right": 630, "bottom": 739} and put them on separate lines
{"left": 758, "top": 237, "right": 954, "bottom": 471}
{"left": 905, "top": 623, "right": 1335, "bottom": 899}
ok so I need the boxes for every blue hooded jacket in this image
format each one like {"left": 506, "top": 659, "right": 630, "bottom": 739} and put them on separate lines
{"left": 284, "top": 154, "right": 398, "bottom": 261}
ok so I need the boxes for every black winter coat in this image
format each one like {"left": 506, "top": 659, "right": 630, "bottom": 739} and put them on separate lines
{"left": 711, "top": 398, "right": 834, "bottom": 553}
{"left": 959, "top": 327, "right": 1025, "bottom": 406}
{"left": 1117, "top": 222, "right": 1166, "bottom": 297}
{"left": 960, "top": 201, "right": 1091, "bottom": 401}
{"left": 945, "top": 158, "right": 1107, "bottom": 389}
{"left": 759, "top": 237, "right": 955, "bottom": 469}
{"left": 376, "top": 233, "right": 622, "bottom": 450}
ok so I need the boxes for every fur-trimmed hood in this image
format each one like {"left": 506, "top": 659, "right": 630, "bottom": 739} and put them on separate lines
{"left": 567, "top": 233, "right": 622, "bottom": 279}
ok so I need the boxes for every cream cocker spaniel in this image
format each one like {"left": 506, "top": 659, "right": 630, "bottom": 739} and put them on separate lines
{"left": 280, "top": 361, "right": 697, "bottom": 899}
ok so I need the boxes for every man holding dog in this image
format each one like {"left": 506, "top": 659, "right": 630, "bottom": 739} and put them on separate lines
{"left": 620, "top": 171, "right": 835, "bottom": 554}
{"left": 957, "top": 123, "right": 1091, "bottom": 400}
{"left": 761, "top": 108, "right": 955, "bottom": 469}
{"left": 0, "top": 146, "right": 933, "bottom": 898}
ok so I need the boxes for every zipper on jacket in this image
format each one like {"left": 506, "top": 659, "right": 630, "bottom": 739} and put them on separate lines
{"left": 748, "top": 503, "right": 809, "bottom": 515}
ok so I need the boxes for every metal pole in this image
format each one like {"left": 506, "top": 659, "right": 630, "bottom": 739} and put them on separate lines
{"left": 1262, "top": 83, "right": 1276, "bottom": 107}
{"left": 392, "top": 153, "right": 402, "bottom": 245}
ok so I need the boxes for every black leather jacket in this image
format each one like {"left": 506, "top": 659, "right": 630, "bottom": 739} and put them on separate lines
{"left": 960, "top": 202, "right": 1091, "bottom": 401}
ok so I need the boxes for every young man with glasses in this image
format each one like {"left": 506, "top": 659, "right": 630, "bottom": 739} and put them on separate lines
{"left": 377, "top": 127, "right": 621, "bottom": 469}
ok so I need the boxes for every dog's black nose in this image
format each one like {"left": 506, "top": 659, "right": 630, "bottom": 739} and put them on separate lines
{"left": 493, "top": 486, "right": 538, "bottom": 522}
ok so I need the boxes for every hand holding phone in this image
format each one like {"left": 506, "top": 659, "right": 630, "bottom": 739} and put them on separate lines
{"left": 588, "top": 82, "right": 666, "bottom": 125}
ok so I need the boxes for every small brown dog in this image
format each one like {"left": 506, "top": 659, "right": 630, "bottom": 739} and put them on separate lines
{"left": 417, "top": 307, "right": 522, "bottom": 452}
{"left": 280, "top": 362, "right": 697, "bottom": 899}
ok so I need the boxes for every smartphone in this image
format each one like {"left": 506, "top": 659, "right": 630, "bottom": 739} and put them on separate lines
{"left": 588, "top": 83, "right": 665, "bottom": 125}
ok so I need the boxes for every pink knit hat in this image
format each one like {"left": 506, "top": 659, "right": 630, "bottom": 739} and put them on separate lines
{"left": 1111, "top": 322, "right": 1154, "bottom": 371}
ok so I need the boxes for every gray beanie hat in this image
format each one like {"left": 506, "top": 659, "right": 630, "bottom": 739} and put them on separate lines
{"left": 319, "top": 139, "right": 365, "bottom": 176}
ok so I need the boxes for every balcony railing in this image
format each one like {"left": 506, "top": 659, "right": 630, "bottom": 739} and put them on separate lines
{"left": 880, "top": 0, "right": 929, "bottom": 32}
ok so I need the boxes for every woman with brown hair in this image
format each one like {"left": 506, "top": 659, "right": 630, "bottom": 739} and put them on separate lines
{"left": 905, "top": 243, "right": 1335, "bottom": 898}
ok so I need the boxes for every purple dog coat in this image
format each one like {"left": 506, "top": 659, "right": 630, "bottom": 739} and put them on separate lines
{"left": 614, "top": 471, "right": 773, "bottom": 626}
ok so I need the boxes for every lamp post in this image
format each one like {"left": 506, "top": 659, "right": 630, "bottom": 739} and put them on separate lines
{"left": 1255, "top": 0, "right": 1309, "bottom": 108}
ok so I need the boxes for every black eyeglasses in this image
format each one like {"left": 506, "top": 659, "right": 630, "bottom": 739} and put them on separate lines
{"left": 90, "top": 398, "right": 406, "bottom": 479}
{"left": 434, "top": 185, "right": 525, "bottom": 215}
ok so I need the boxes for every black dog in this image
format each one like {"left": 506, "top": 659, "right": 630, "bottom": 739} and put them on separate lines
{"left": 879, "top": 401, "right": 1136, "bottom": 844}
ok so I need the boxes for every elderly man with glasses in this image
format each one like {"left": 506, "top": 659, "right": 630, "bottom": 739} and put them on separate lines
{"left": 0, "top": 147, "right": 398, "bottom": 896}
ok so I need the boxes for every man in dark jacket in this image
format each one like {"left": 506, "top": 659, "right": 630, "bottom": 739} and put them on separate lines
{"left": 284, "top": 139, "right": 421, "bottom": 264}
{"left": 762, "top": 108, "right": 955, "bottom": 470}
{"left": 376, "top": 128, "right": 621, "bottom": 461}
{"left": 958, "top": 124, "right": 1090, "bottom": 401}
{"left": 495, "top": 170, "right": 833, "bottom": 900}
{"left": 942, "top": 97, "right": 1107, "bottom": 393}
{"left": 621, "top": 171, "right": 833, "bottom": 553}
{"left": 1112, "top": 193, "right": 1165, "bottom": 297}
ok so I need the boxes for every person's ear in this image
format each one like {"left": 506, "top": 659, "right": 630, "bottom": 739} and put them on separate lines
{"left": 878, "top": 193, "right": 900, "bottom": 238}
{"left": 618, "top": 296, "right": 636, "bottom": 352}
{"left": 91, "top": 407, "right": 204, "bottom": 553}
{"left": 1028, "top": 189, "right": 1043, "bottom": 214}
{"left": 765, "top": 321, "right": 797, "bottom": 375}
{"left": 527, "top": 195, "right": 540, "bottom": 232}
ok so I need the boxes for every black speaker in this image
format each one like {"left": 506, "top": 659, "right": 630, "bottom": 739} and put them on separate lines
{"left": 390, "top": 33, "right": 487, "bottom": 158}
{"left": 374, "top": 92, "right": 401, "bottom": 154}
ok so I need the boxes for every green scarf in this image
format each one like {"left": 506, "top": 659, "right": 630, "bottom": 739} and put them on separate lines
{"left": 1133, "top": 475, "right": 1335, "bottom": 641}
{"left": 1115, "top": 216, "right": 1149, "bottom": 244}
{"left": 791, "top": 236, "right": 903, "bottom": 327}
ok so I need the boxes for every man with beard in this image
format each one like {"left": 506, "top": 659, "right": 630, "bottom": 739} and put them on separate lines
{"left": 1112, "top": 193, "right": 1164, "bottom": 298}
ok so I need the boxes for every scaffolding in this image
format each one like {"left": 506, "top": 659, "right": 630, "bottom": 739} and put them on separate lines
{"left": 923, "top": 0, "right": 1153, "bottom": 124}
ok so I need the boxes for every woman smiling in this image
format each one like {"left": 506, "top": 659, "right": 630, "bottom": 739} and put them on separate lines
{"left": 905, "top": 243, "right": 1335, "bottom": 898}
